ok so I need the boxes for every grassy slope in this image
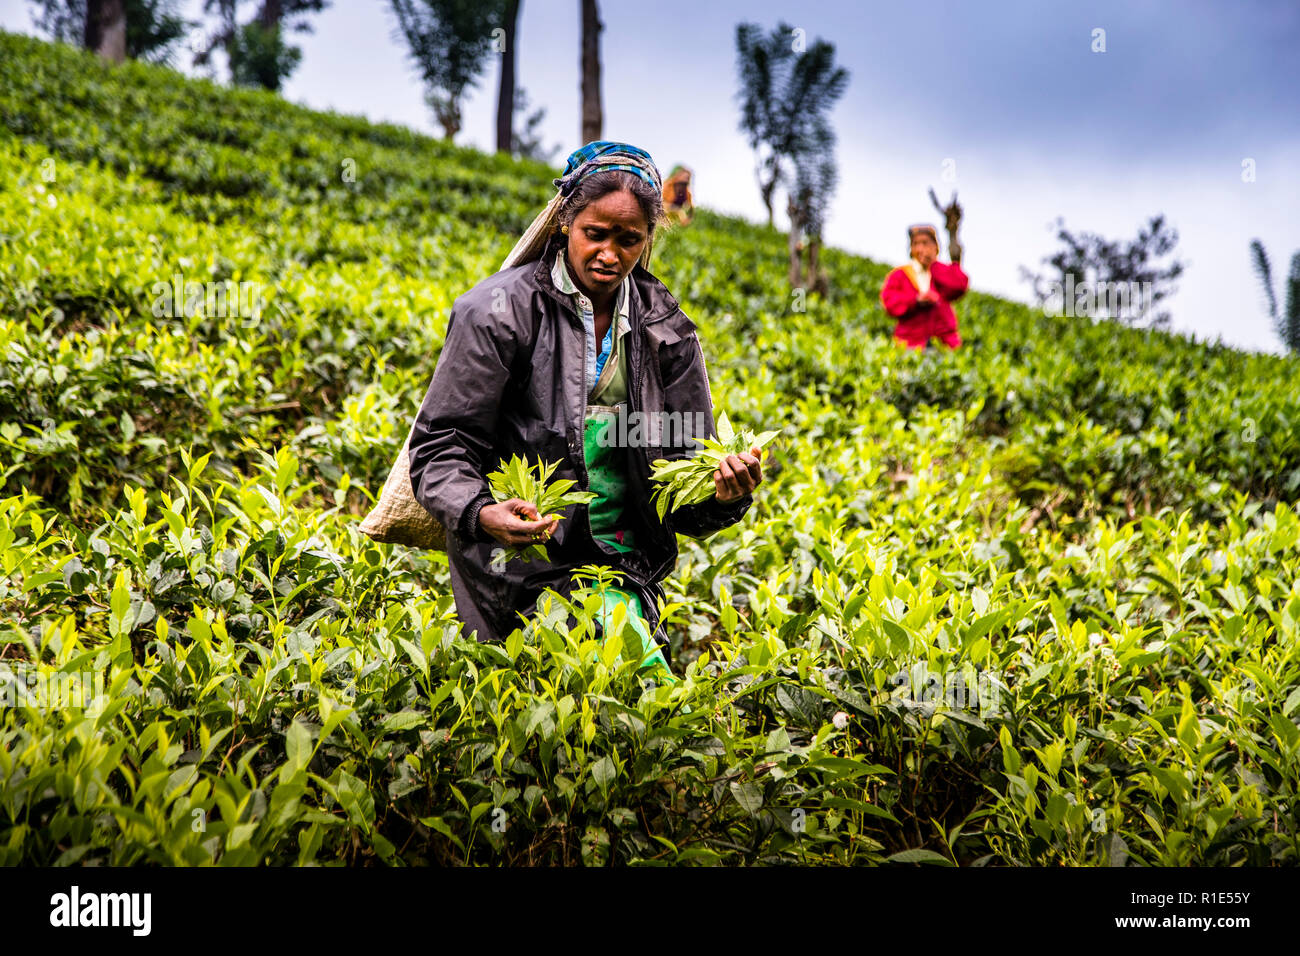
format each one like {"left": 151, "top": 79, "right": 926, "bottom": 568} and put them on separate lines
{"left": 1, "top": 32, "right": 1298, "bottom": 866}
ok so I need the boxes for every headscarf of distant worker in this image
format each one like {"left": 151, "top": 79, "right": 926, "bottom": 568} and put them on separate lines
{"left": 663, "top": 165, "right": 694, "bottom": 223}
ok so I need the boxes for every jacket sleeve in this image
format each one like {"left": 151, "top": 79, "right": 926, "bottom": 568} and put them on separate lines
{"left": 672, "top": 490, "right": 754, "bottom": 538}
{"left": 656, "top": 323, "right": 754, "bottom": 538}
{"left": 881, "top": 268, "right": 924, "bottom": 318}
{"left": 408, "top": 293, "right": 521, "bottom": 536}
{"left": 930, "top": 261, "right": 969, "bottom": 301}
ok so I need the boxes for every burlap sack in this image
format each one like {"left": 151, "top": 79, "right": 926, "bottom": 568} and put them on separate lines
{"left": 358, "top": 433, "right": 447, "bottom": 551}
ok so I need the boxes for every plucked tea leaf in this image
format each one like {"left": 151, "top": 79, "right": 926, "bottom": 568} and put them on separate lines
{"left": 486, "top": 455, "right": 596, "bottom": 563}
{"left": 649, "top": 411, "right": 776, "bottom": 518}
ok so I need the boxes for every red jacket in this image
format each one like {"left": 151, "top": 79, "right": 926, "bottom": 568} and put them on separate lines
{"left": 881, "top": 261, "right": 968, "bottom": 349}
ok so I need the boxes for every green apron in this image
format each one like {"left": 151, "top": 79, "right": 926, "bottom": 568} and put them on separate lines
{"left": 583, "top": 320, "right": 676, "bottom": 683}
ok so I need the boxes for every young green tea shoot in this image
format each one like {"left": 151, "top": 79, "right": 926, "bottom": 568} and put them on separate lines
{"left": 487, "top": 455, "right": 596, "bottom": 562}
{"left": 649, "top": 412, "right": 779, "bottom": 520}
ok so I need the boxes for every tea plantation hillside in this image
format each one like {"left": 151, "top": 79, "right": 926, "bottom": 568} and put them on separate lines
{"left": 2, "top": 32, "right": 1298, "bottom": 866}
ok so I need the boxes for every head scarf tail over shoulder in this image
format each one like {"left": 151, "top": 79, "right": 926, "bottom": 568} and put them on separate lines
{"left": 502, "top": 141, "right": 664, "bottom": 272}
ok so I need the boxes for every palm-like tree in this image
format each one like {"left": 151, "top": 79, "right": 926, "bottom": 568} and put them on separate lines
{"left": 735, "top": 21, "right": 848, "bottom": 229}
{"left": 1251, "top": 239, "right": 1300, "bottom": 353}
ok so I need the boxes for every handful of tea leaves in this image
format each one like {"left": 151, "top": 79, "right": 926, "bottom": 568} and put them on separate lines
{"left": 486, "top": 455, "right": 596, "bottom": 563}
{"left": 649, "top": 412, "right": 778, "bottom": 521}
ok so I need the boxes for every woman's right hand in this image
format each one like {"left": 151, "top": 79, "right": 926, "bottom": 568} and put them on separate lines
{"left": 478, "top": 499, "right": 560, "bottom": 548}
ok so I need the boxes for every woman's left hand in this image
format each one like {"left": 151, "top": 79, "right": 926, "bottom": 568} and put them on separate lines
{"left": 715, "top": 447, "right": 764, "bottom": 503}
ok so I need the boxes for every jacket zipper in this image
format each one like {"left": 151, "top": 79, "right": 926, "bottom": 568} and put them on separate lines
{"left": 544, "top": 283, "right": 671, "bottom": 477}
{"left": 534, "top": 261, "right": 676, "bottom": 559}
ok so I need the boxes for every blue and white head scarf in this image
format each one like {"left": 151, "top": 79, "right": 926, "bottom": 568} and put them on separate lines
{"left": 502, "top": 141, "right": 663, "bottom": 271}
{"left": 555, "top": 140, "right": 662, "bottom": 196}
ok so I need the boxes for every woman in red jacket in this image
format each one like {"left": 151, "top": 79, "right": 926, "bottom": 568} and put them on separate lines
{"left": 880, "top": 224, "right": 968, "bottom": 349}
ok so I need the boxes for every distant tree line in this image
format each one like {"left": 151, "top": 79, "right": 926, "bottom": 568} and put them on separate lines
{"left": 33, "top": 2, "right": 1221, "bottom": 339}
{"left": 28, "top": 0, "right": 330, "bottom": 90}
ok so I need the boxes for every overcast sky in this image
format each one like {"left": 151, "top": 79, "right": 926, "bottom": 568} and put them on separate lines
{"left": 3, "top": 0, "right": 1298, "bottom": 352}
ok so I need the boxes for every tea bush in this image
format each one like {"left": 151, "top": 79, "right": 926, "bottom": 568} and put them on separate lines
{"left": 1, "top": 32, "right": 1297, "bottom": 865}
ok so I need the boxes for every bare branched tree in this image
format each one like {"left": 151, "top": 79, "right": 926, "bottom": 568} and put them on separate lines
{"left": 1020, "top": 215, "right": 1185, "bottom": 327}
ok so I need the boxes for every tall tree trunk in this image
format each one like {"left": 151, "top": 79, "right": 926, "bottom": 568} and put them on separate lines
{"left": 761, "top": 178, "right": 777, "bottom": 229}
{"left": 580, "top": 0, "right": 602, "bottom": 145}
{"left": 787, "top": 196, "right": 803, "bottom": 288}
{"left": 809, "top": 236, "right": 828, "bottom": 295}
{"left": 496, "top": 0, "right": 520, "bottom": 154}
{"left": 435, "top": 100, "right": 461, "bottom": 141}
{"left": 85, "top": 0, "right": 127, "bottom": 63}
{"left": 257, "top": 0, "right": 285, "bottom": 29}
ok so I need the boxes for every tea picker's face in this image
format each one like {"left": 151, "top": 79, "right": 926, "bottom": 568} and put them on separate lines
{"left": 911, "top": 234, "right": 938, "bottom": 268}
{"left": 566, "top": 190, "right": 649, "bottom": 297}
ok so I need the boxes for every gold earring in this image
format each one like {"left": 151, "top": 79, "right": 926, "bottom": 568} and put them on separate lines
{"left": 561, "top": 225, "right": 570, "bottom": 234}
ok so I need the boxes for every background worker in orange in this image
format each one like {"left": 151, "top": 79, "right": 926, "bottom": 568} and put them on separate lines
{"left": 880, "top": 224, "right": 968, "bottom": 349}
{"left": 662, "top": 165, "right": 694, "bottom": 225}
